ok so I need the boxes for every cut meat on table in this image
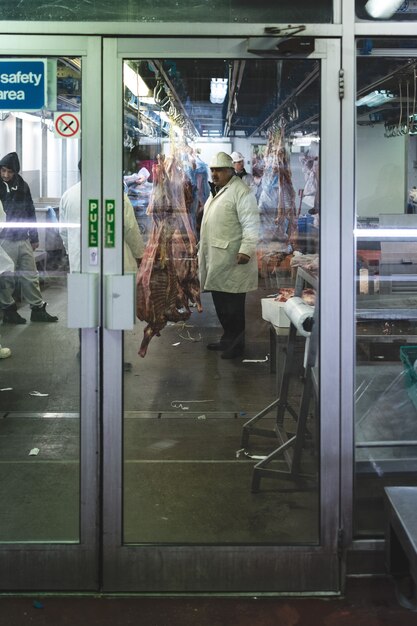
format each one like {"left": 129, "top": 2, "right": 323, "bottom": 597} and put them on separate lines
{"left": 272, "top": 287, "right": 316, "bottom": 306}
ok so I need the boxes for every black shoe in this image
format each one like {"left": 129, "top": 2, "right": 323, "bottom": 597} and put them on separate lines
{"left": 30, "top": 303, "right": 58, "bottom": 323}
{"left": 2, "top": 304, "right": 26, "bottom": 325}
{"left": 221, "top": 343, "right": 245, "bottom": 360}
{"left": 207, "top": 341, "right": 229, "bottom": 351}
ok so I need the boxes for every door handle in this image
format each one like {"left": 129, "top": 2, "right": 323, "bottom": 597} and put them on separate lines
{"left": 67, "top": 273, "right": 99, "bottom": 328}
{"left": 104, "top": 274, "right": 136, "bottom": 330}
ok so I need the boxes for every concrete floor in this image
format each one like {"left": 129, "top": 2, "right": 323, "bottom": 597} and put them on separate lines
{"left": 1, "top": 270, "right": 416, "bottom": 588}
{"left": 0, "top": 577, "right": 416, "bottom": 626}
{"left": 0, "top": 280, "right": 319, "bottom": 546}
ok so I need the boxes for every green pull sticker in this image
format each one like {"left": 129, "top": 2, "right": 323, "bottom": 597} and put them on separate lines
{"left": 88, "top": 199, "right": 99, "bottom": 247}
{"left": 105, "top": 199, "right": 115, "bottom": 248}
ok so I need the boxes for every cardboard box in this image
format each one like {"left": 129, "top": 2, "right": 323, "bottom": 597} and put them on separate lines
{"left": 261, "top": 298, "right": 290, "bottom": 327}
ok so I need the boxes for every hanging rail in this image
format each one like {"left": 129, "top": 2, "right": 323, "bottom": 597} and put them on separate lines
{"left": 249, "top": 66, "right": 319, "bottom": 137}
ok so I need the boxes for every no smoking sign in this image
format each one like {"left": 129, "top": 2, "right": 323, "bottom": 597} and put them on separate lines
{"left": 54, "top": 112, "right": 81, "bottom": 139}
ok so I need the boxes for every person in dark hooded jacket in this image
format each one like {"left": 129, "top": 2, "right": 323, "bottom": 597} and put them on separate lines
{"left": 0, "top": 152, "right": 58, "bottom": 324}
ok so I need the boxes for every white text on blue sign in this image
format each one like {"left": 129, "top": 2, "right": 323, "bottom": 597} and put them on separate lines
{"left": 0, "top": 60, "right": 46, "bottom": 110}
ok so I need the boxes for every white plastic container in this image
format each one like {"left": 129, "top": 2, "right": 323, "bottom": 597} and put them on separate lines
{"left": 261, "top": 298, "right": 291, "bottom": 328}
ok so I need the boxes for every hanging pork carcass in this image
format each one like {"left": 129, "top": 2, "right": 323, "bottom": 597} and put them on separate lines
{"left": 136, "top": 154, "right": 202, "bottom": 357}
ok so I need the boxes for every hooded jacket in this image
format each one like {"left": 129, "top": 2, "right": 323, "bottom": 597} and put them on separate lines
{"left": 0, "top": 152, "right": 38, "bottom": 244}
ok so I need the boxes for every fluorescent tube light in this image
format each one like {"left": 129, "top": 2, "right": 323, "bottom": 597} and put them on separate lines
{"left": 123, "top": 64, "right": 151, "bottom": 98}
{"left": 356, "top": 90, "right": 394, "bottom": 107}
{"left": 365, "top": 0, "right": 405, "bottom": 19}
{"left": 355, "top": 228, "right": 417, "bottom": 238}
{"left": 3, "top": 222, "right": 80, "bottom": 229}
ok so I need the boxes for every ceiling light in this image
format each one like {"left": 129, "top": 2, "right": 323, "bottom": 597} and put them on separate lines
{"left": 292, "top": 135, "right": 320, "bottom": 147}
{"left": 356, "top": 90, "right": 394, "bottom": 107}
{"left": 364, "top": 0, "right": 404, "bottom": 19}
{"left": 355, "top": 228, "right": 417, "bottom": 238}
{"left": 210, "top": 78, "right": 228, "bottom": 104}
{"left": 123, "top": 63, "right": 151, "bottom": 98}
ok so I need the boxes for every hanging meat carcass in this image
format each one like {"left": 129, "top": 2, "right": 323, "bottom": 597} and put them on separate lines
{"left": 136, "top": 154, "right": 202, "bottom": 357}
{"left": 257, "top": 125, "right": 297, "bottom": 277}
{"left": 258, "top": 124, "right": 297, "bottom": 248}
{"left": 257, "top": 142, "right": 279, "bottom": 243}
{"left": 274, "top": 125, "right": 297, "bottom": 247}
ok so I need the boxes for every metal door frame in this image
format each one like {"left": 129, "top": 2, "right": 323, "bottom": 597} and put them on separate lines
{"left": 0, "top": 35, "right": 101, "bottom": 591}
{"left": 101, "top": 36, "right": 343, "bottom": 593}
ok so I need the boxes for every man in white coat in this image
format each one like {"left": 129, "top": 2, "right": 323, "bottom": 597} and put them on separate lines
{"left": 59, "top": 171, "right": 145, "bottom": 369}
{"left": 199, "top": 151, "right": 259, "bottom": 359}
{"left": 231, "top": 150, "right": 259, "bottom": 199}
{"left": 59, "top": 171, "right": 144, "bottom": 273}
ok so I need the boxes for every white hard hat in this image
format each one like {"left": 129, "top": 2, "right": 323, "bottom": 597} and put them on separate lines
{"left": 231, "top": 151, "right": 244, "bottom": 162}
{"left": 209, "top": 152, "right": 234, "bottom": 168}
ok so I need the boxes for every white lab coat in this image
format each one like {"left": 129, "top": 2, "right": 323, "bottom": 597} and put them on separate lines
{"left": 199, "top": 176, "right": 259, "bottom": 293}
{"left": 59, "top": 181, "right": 81, "bottom": 272}
{"left": 123, "top": 195, "right": 145, "bottom": 272}
{"left": 59, "top": 183, "right": 144, "bottom": 272}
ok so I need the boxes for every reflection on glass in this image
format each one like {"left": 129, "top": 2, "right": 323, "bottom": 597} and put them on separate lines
{"left": 355, "top": 44, "right": 417, "bottom": 537}
{"left": 123, "top": 58, "right": 321, "bottom": 544}
{"left": 0, "top": 57, "right": 81, "bottom": 542}
{"left": 356, "top": 0, "right": 417, "bottom": 21}
{"left": 0, "top": 0, "right": 332, "bottom": 23}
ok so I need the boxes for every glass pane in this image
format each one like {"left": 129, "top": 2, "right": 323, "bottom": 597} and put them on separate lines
{"left": 356, "top": 1, "right": 417, "bottom": 21}
{"left": 0, "top": 0, "right": 332, "bottom": 23}
{"left": 0, "top": 57, "right": 81, "bottom": 542}
{"left": 355, "top": 40, "right": 417, "bottom": 538}
{"left": 123, "top": 57, "right": 321, "bottom": 544}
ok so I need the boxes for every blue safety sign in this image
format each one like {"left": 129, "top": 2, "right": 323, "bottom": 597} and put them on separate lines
{"left": 0, "top": 59, "right": 46, "bottom": 111}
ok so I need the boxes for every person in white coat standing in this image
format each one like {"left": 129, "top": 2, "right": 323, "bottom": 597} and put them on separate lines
{"left": 231, "top": 150, "right": 259, "bottom": 199}
{"left": 199, "top": 151, "right": 259, "bottom": 359}
{"left": 59, "top": 166, "right": 144, "bottom": 273}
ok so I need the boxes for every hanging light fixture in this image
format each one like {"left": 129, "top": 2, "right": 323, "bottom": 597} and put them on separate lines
{"left": 356, "top": 89, "right": 395, "bottom": 107}
{"left": 365, "top": 0, "right": 405, "bottom": 19}
{"left": 210, "top": 78, "right": 228, "bottom": 104}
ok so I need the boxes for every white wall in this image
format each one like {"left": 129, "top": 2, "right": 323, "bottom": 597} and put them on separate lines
{"left": 193, "top": 137, "right": 268, "bottom": 174}
{"left": 0, "top": 113, "right": 80, "bottom": 200}
{"left": 357, "top": 124, "right": 406, "bottom": 217}
{"left": 1, "top": 114, "right": 16, "bottom": 151}
{"left": 193, "top": 139, "right": 232, "bottom": 167}
{"left": 232, "top": 137, "right": 267, "bottom": 173}
{"left": 46, "top": 130, "right": 63, "bottom": 197}
{"left": 21, "top": 117, "right": 41, "bottom": 172}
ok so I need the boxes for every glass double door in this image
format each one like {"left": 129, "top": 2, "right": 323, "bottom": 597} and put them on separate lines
{"left": 0, "top": 34, "right": 342, "bottom": 593}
